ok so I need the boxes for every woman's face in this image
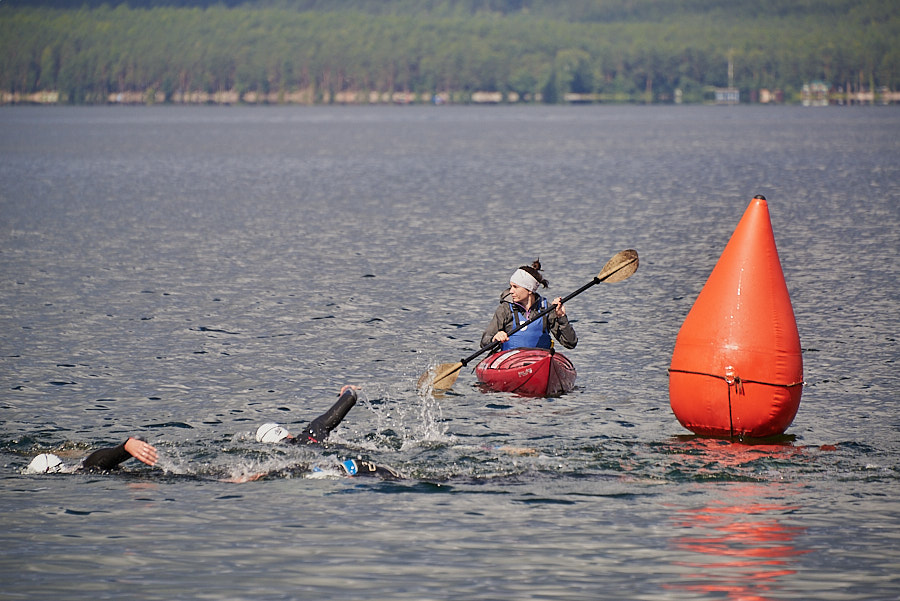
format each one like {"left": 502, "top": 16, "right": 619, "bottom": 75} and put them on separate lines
{"left": 509, "top": 282, "right": 532, "bottom": 305}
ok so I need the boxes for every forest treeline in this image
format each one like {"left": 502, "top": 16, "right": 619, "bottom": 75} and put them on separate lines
{"left": 2, "top": 0, "right": 898, "bottom": 104}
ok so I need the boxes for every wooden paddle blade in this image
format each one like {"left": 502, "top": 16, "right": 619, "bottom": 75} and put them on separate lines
{"left": 431, "top": 362, "right": 463, "bottom": 390}
{"left": 417, "top": 362, "right": 463, "bottom": 392}
{"left": 597, "top": 249, "right": 639, "bottom": 283}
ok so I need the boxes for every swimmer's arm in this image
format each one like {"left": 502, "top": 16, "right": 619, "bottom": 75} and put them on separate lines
{"left": 82, "top": 437, "right": 158, "bottom": 470}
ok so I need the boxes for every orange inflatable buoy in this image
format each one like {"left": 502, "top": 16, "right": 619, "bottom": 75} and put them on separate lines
{"left": 669, "top": 196, "right": 803, "bottom": 438}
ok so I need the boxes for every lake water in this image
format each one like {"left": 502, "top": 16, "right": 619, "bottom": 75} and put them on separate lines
{"left": 1, "top": 104, "right": 898, "bottom": 600}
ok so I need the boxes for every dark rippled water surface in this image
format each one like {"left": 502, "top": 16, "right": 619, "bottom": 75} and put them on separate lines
{"left": 2, "top": 105, "right": 898, "bottom": 600}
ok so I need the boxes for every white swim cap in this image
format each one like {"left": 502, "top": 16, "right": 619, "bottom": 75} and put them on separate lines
{"left": 256, "top": 423, "right": 291, "bottom": 443}
{"left": 27, "top": 453, "right": 64, "bottom": 474}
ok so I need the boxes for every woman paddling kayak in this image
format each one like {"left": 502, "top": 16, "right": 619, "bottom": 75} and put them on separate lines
{"left": 481, "top": 260, "right": 578, "bottom": 351}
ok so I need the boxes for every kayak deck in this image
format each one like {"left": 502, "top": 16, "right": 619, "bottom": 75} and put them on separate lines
{"left": 475, "top": 347, "right": 576, "bottom": 397}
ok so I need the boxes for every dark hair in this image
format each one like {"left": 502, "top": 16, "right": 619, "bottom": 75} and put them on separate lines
{"left": 518, "top": 259, "right": 549, "bottom": 289}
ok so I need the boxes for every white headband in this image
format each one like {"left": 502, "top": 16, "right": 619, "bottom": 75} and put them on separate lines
{"left": 510, "top": 268, "right": 539, "bottom": 292}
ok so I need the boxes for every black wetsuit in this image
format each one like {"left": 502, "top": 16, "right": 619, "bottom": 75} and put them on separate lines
{"left": 80, "top": 441, "right": 139, "bottom": 471}
{"left": 287, "top": 388, "right": 402, "bottom": 480}
{"left": 289, "top": 387, "right": 361, "bottom": 445}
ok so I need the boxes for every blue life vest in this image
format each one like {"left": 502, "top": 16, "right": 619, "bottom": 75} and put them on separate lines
{"left": 501, "top": 297, "right": 552, "bottom": 350}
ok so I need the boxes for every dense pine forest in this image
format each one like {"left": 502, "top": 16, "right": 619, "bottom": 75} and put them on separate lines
{"left": 2, "top": 0, "right": 898, "bottom": 104}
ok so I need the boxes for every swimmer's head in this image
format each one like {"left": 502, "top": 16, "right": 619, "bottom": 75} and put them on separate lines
{"left": 256, "top": 423, "right": 291, "bottom": 443}
{"left": 27, "top": 453, "right": 64, "bottom": 474}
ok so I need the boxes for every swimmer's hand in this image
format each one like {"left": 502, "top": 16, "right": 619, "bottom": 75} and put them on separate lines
{"left": 124, "top": 437, "right": 158, "bottom": 467}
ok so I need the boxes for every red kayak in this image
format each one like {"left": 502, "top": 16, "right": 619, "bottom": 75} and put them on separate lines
{"left": 475, "top": 348, "right": 576, "bottom": 397}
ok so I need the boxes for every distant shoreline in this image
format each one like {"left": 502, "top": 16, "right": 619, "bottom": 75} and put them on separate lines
{"left": 4, "top": 88, "right": 898, "bottom": 107}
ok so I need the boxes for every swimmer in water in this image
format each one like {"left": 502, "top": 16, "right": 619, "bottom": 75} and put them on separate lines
{"left": 26, "top": 436, "right": 158, "bottom": 474}
{"left": 253, "top": 385, "right": 401, "bottom": 479}
{"left": 26, "top": 385, "right": 401, "bottom": 480}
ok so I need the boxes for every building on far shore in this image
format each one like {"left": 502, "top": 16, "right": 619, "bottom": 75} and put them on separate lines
{"left": 714, "top": 87, "right": 740, "bottom": 105}
{"left": 802, "top": 81, "right": 829, "bottom": 106}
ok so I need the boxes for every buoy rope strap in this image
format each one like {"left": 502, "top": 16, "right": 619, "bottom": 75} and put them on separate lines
{"left": 667, "top": 369, "right": 804, "bottom": 391}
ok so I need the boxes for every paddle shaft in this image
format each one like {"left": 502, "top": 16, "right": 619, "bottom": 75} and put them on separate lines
{"left": 457, "top": 275, "right": 602, "bottom": 368}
